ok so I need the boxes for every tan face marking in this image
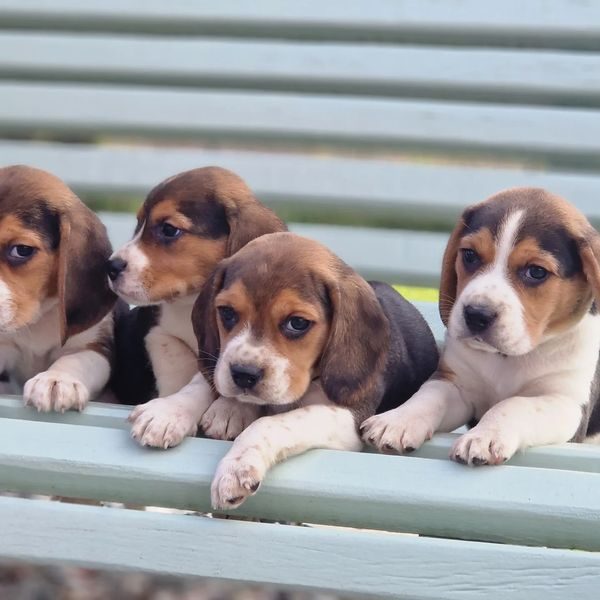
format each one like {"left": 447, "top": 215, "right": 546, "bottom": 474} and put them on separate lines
{"left": 0, "top": 215, "right": 58, "bottom": 332}
{"left": 213, "top": 281, "right": 330, "bottom": 405}
{"left": 444, "top": 189, "right": 600, "bottom": 355}
{"left": 109, "top": 196, "right": 228, "bottom": 304}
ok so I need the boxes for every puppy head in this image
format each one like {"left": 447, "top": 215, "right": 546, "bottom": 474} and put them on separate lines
{"left": 192, "top": 232, "right": 388, "bottom": 407}
{"left": 440, "top": 188, "right": 600, "bottom": 355}
{"left": 0, "top": 165, "right": 115, "bottom": 341}
{"left": 108, "top": 167, "right": 285, "bottom": 305}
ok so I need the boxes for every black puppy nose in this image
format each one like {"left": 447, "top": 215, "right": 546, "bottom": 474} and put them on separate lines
{"left": 107, "top": 257, "right": 128, "bottom": 281}
{"left": 463, "top": 304, "right": 497, "bottom": 334}
{"left": 230, "top": 363, "right": 264, "bottom": 390}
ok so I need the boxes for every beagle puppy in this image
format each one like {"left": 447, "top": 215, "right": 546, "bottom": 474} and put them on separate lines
{"left": 362, "top": 188, "right": 600, "bottom": 465}
{"left": 192, "top": 232, "right": 439, "bottom": 510}
{"left": 107, "top": 167, "right": 286, "bottom": 448}
{"left": 0, "top": 165, "right": 116, "bottom": 411}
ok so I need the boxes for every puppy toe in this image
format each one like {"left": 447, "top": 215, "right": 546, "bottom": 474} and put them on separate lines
{"left": 211, "top": 456, "right": 265, "bottom": 511}
{"left": 24, "top": 371, "right": 88, "bottom": 413}
{"left": 451, "top": 429, "right": 516, "bottom": 466}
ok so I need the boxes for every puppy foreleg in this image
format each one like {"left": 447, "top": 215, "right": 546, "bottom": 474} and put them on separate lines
{"left": 451, "top": 394, "right": 582, "bottom": 466}
{"left": 361, "top": 378, "right": 471, "bottom": 453}
{"left": 211, "top": 402, "right": 361, "bottom": 510}
{"left": 24, "top": 349, "right": 110, "bottom": 412}
{"left": 129, "top": 371, "right": 214, "bottom": 448}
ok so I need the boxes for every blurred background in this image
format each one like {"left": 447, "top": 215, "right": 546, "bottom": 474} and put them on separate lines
{"left": 1, "top": 0, "right": 599, "bottom": 597}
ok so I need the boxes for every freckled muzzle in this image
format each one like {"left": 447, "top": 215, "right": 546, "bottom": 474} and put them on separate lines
{"left": 214, "top": 329, "right": 294, "bottom": 405}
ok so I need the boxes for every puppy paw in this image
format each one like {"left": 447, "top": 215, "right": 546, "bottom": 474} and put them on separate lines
{"left": 360, "top": 409, "right": 434, "bottom": 454}
{"left": 451, "top": 427, "right": 519, "bottom": 466}
{"left": 24, "top": 371, "right": 90, "bottom": 412}
{"left": 129, "top": 397, "right": 199, "bottom": 449}
{"left": 211, "top": 452, "right": 266, "bottom": 510}
{"left": 201, "top": 397, "right": 260, "bottom": 441}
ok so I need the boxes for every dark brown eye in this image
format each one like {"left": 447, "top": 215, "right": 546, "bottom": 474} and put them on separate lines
{"left": 282, "top": 316, "right": 312, "bottom": 339}
{"left": 523, "top": 265, "right": 549, "bottom": 284}
{"left": 218, "top": 305, "right": 238, "bottom": 330}
{"left": 156, "top": 222, "right": 182, "bottom": 242}
{"left": 7, "top": 244, "right": 36, "bottom": 265}
{"left": 461, "top": 248, "right": 481, "bottom": 269}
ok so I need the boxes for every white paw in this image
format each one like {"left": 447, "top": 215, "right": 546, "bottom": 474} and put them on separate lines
{"left": 360, "top": 408, "right": 434, "bottom": 454}
{"left": 451, "top": 426, "right": 519, "bottom": 466}
{"left": 24, "top": 371, "right": 90, "bottom": 412}
{"left": 211, "top": 451, "right": 266, "bottom": 510}
{"left": 201, "top": 397, "right": 260, "bottom": 441}
{"left": 128, "top": 397, "right": 199, "bottom": 449}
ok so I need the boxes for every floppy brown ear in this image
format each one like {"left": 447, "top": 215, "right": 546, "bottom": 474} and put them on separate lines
{"left": 224, "top": 199, "right": 286, "bottom": 256}
{"left": 319, "top": 270, "right": 388, "bottom": 414}
{"left": 579, "top": 227, "right": 600, "bottom": 305}
{"left": 439, "top": 207, "right": 474, "bottom": 326}
{"left": 192, "top": 263, "right": 227, "bottom": 384}
{"left": 57, "top": 205, "right": 116, "bottom": 344}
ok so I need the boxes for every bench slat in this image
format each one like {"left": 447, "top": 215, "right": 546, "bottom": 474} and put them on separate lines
{"left": 2, "top": 417, "right": 600, "bottom": 550}
{"left": 2, "top": 140, "right": 600, "bottom": 228}
{"left": 3, "top": 496, "right": 599, "bottom": 600}
{"left": 1, "top": 0, "right": 599, "bottom": 49}
{"left": 3, "top": 32, "right": 600, "bottom": 106}
{"left": 1, "top": 397, "right": 599, "bottom": 474}
{"left": 97, "top": 212, "right": 447, "bottom": 287}
{"left": 2, "top": 83, "right": 600, "bottom": 167}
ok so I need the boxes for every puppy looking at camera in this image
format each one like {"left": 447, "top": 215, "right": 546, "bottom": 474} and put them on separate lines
{"left": 362, "top": 188, "right": 600, "bottom": 465}
{"left": 107, "top": 167, "right": 285, "bottom": 448}
{"left": 192, "top": 232, "right": 438, "bottom": 510}
{"left": 0, "top": 165, "right": 116, "bottom": 411}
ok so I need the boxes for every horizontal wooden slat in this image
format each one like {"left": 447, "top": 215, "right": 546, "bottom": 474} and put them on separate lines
{"left": 0, "top": 395, "right": 131, "bottom": 429}
{"left": 3, "top": 497, "right": 599, "bottom": 600}
{"left": 98, "top": 211, "right": 446, "bottom": 287}
{"left": 2, "top": 140, "right": 600, "bottom": 229}
{"left": 2, "top": 417, "right": 600, "bottom": 550}
{"left": 2, "top": 33, "right": 600, "bottom": 106}
{"left": 2, "top": 397, "right": 600, "bottom": 474}
{"left": 1, "top": 0, "right": 600, "bottom": 49}
{"left": 2, "top": 83, "right": 600, "bottom": 167}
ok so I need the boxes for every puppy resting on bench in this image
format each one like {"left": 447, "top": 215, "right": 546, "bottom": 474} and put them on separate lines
{"left": 362, "top": 189, "right": 600, "bottom": 464}
{"left": 192, "top": 232, "right": 439, "bottom": 510}
{"left": 0, "top": 165, "right": 116, "bottom": 411}
{"left": 108, "top": 167, "right": 285, "bottom": 447}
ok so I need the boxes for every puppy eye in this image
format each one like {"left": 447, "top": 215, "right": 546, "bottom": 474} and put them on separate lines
{"left": 7, "top": 244, "right": 36, "bottom": 265}
{"left": 461, "top": 248, "right": 481, "bottom": 269}
{"left": 282, "top": 316, "right": 312, "bottom": 339}
{"left": 523, "top": 265, "right": 549, "bottom": 284}
{"left": 156, "top": 222, "right": 183, "bottom": 242}
{"left": 218, "top": 305, "right": 238, "bottom": 330}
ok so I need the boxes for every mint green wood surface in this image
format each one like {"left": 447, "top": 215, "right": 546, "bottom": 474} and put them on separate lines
{"left": 97, "top": 212, "right": 447, "bottom": 287}
{"left": 2, "top": 82, "right": 600, "bottom": 167}
{"left": 3, "top": 496, "right": 600, "bottom": 600}
{"left": 2, "top": 32, "right": 600, "bottom": 106}
{"left": 2, "top": 141, "right": 600, "bottom": 228}
{"left": 1, "top": 417, "right": 600, "bottom": 551}
{"left": 1, "top": 0, "right": 600, "bottom": 50}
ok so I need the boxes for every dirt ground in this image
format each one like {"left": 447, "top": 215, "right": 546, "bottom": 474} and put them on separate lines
{"left": 0, "top": 565, "right": 340, "bottom": 600}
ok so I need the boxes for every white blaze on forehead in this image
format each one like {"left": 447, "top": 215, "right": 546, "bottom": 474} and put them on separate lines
{"left": 0, "top": 278, "right": 15, "bottom": 327}
{"left": 492, "top": 209, "right": 525, "bottom": 273}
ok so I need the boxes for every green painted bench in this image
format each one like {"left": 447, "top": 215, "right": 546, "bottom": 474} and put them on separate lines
{"left": 1, "top": 1, "right": 600, "bottom": 597}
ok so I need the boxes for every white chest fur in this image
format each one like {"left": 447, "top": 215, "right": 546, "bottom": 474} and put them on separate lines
{"left": 0, "top": 300, "right": 62, "bottom": 384}
{"left": 157, "top": 295, "right": 199, "bottom": 355}
{"left": 445, "top": 312, "right": 600, "bottom": 419}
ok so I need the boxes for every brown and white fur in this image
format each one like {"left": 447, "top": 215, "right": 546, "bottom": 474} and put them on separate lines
{"left": 192, "top": 232, "right": 438, "bottom": 510}
{"left": 362, "top": 188, "right": 600, "bottom": 465}
{"left": 107, "top": 167, "right": 285, "bottom": 448}
{"left": 0, "top": 165, "right": 116, "bottom": 411}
